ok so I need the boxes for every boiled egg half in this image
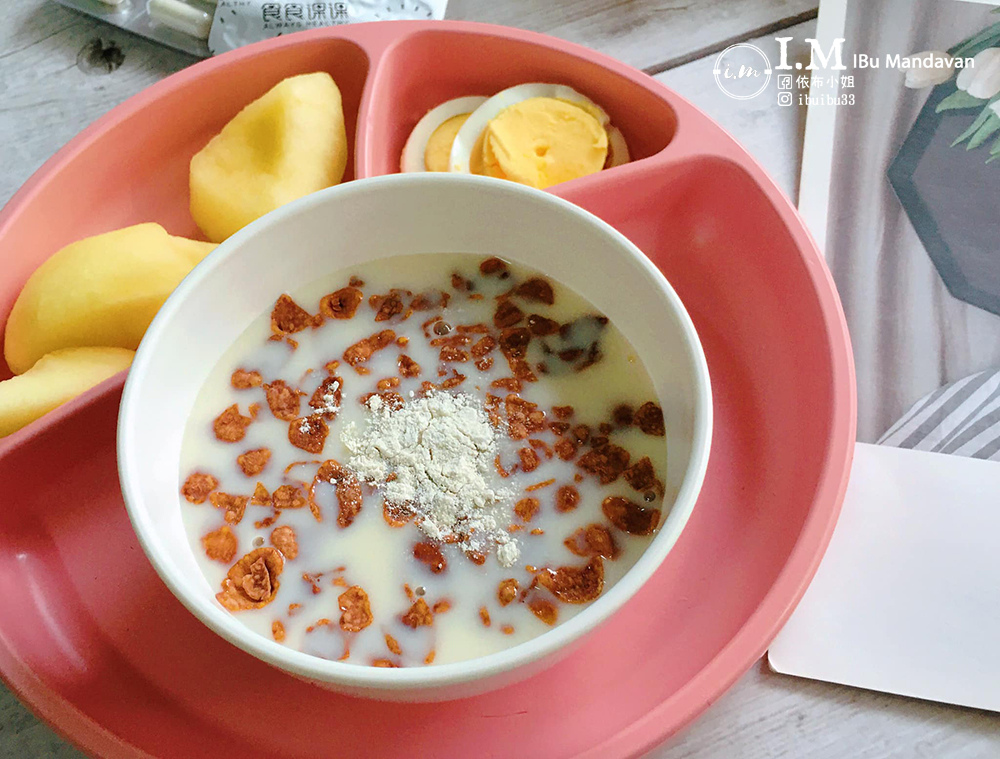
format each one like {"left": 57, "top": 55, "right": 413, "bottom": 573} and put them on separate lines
{"left": 400, "top": 96, "right": 489, "bottom": 173}
{"left": 451, "top": 83, "right": 628, "bottom": 189}
{"left": 400, "top": 84, "right": 630, "bottom": 188}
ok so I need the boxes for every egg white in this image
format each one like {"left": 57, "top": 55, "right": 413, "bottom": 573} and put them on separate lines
{"left": 400, "top": 96, "right": 489, "bottom": 173}
{"left": 606, "top": 125, "right": 630, "bottom": 169}
{"left": 449, "top": 83, "right": 612, "bottom": 175}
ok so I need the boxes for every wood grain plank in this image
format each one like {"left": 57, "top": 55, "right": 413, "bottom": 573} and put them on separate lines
{"left": 446, "top": 0, "right": 819, "bottom": 72}
{"left": 0, "top": 0, "right": 819, "bottom": 207}
{"left": 0, "top": 1, "right": 195, "bottom": 206}
{"left": 0, "top": 692, "right": 84, "bottom": 758}
{"left": 654, "top": 20, "right": 815, "bottom": 201}
{"left": 651, "top": 661, "right": 1000, "bottom": 759}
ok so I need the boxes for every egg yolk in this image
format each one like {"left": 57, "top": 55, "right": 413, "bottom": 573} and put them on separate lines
{"left": 424, "top": 113, "right": 471, "bottom": 172}
{"left": 479, "top": 97, "right": 608, "bottom": 189}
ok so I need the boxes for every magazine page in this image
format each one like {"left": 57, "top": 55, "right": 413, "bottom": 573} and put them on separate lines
{"left": 771, "top": 0, "right": 1000, "bottom": 712}
{"left": 822, "top": 0, "right": 1000, "bottom": 444}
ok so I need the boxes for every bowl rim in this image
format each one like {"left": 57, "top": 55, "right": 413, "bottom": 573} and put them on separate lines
{"left": 117, "top": 172, "right": 713, "bottom": 690}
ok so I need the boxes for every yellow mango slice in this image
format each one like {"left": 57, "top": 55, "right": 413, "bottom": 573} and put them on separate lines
{"left": 189, "top": 72, "right": 348, "bottom": 243}
{"left": 0, "top": 347, "right": 134, "bottom": 437}
{"left": 169, "top": 235, "right": 217, "bottom": 266}
{"left": 3, "top": 223, "right": 214, "bottom": 374}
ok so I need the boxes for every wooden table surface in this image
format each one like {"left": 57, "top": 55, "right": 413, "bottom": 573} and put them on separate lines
{"left": 3, "top": 1, "right": 1000, "bottom": 757}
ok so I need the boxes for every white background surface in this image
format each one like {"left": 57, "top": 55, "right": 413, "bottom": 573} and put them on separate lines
{"left": 2, "top": 0, "right": 1000, "bottom": 756}
{"left": 780, "top": 0, "right": 1000, "bottom": 722}
{"left": 770, "top": 443, "right": 1000, "bottom": 714}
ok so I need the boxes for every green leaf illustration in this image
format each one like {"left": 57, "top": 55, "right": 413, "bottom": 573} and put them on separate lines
{"left": 952, "top": 106, "right": 994, "bottom": 145}
{"left": 951, "top": 20, "right": 1000, "bottom": 57}
{"left": 969, "top": 112, "right": 1000, "bottom": 149}
{"left": 937, "top": 90, "right": 985, "bottom": 112}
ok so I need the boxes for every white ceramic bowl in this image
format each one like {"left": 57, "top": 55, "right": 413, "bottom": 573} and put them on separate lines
{"left": 118, "top": 173, "right": 712, "bottom": 701}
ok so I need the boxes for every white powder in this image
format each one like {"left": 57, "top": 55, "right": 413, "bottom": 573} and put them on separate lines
{"left": 312, "top": 379, "right": 341, "bottom": 415}
{"left": 341, "top": 389, "right": 519, "bottom": 567}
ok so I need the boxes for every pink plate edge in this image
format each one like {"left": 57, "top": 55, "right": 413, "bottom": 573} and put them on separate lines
{"left": 594, "top": 195, "right": 857, "bottom": 759}
{"left": 0, "top": 19, "right": 858, "bottom": 759}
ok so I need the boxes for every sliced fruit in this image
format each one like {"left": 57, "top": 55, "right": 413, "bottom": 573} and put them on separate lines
{"left": 189, "top": 72, "right": 349, "bottom": 242}
{"left": 169, "top": 235, "right": 217, "bottom": 266}
{"left": 0, "top": 347, "right": 134, "bottom": 437}
{"left": 3, "top": 223, "right": 213, "bottom": 374}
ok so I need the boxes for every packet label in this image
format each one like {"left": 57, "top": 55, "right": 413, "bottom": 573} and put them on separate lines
{"left": 208, "top": 0, "right": 448, "bottom": 55}
{"left": 51, "top": 0, "right": 449, "bottom": 59}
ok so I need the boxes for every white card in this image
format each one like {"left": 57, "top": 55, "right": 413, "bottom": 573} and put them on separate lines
{"left": 769, "top": 443, "right": 1000, "bottom": 713}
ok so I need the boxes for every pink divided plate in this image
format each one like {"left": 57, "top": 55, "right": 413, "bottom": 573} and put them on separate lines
{"left": 0, "top": 21, "right": 855, "bottom": 758}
